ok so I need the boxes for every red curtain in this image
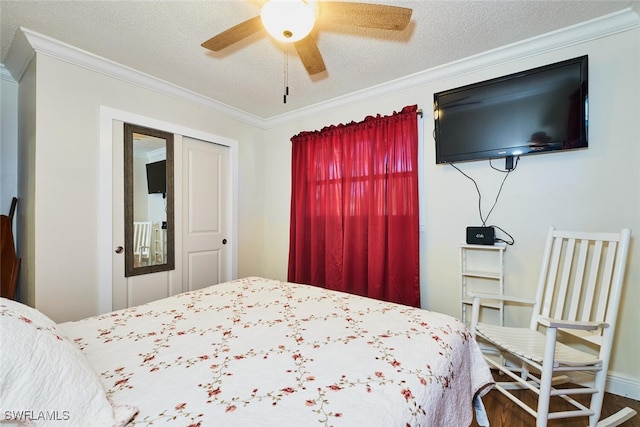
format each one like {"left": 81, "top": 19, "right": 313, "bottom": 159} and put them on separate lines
{"left": 288, "top": 105, "right": 420, "bottom": 307}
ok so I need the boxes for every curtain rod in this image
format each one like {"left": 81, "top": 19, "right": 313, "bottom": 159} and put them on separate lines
{"left": 417, "top": 109, "right": 423, "bottom": 118}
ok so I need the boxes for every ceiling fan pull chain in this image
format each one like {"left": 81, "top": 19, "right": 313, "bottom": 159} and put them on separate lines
{"left": 283, "top": 48, "right": 289, "bottom": 104}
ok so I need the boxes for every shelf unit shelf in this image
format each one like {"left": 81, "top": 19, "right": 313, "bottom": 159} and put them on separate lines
{"left": 459, "top": 243, "right": 505, "bottom": 327}
{"left": 461, "top": 297, "right": 502, "bottom": 309}
{"left": 462, "top": 270, "right": 502, "bottom": 279}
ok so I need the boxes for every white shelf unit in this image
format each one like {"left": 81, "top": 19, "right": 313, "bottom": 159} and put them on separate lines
{"left": 459, "top": 243, "right": 505, "bottom": 327}
{"left": 152, "top": 226, "right": 166, "bottom": 264}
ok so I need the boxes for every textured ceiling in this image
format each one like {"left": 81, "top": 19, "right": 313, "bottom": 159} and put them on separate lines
{"left": 0, "top": 0, "right": 636, "bottom": 120}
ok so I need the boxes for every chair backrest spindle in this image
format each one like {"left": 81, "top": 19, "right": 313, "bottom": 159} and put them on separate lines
{"left": 553, "top": 236, "right": 576, "bottom": 320}
{"left": 595, "top": 241, "right": 617, "bottom": 321}
{"left": 567, "top": 238, "right": 589, "bottom": 320}
{"left": 530, "top": 226, "right": 556, "bottom": 329}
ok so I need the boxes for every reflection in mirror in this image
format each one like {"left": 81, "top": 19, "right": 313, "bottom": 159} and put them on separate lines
{"left": 124, "top": 123, "right": 174, "bottom": 277}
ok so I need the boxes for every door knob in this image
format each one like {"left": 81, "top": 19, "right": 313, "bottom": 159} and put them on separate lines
{"left": 115, "top": 246, "right": 124, "bottom": 254}
{"left": 222, "top": 239, "right": 227, "bottom": 245}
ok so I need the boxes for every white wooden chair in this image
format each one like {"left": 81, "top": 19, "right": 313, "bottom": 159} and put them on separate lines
{"left": 133, "top": 221, "right": 152, "bottom": 265}
{"left": 471, "top": 226, "right": 635, "bottom": 427}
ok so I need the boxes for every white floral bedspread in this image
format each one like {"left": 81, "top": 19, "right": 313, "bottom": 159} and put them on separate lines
{"left": 59, "top": 277, "right": 493, "bottom": 426}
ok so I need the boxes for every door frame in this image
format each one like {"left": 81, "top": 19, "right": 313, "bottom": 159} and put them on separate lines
{"left": 98, "top": 106, "right": 238, "bottom": 314}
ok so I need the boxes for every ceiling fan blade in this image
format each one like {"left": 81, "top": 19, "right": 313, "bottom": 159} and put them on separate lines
{"left": 321, "top": 2, "right": 412, "bottom": 31}
{"left": 294, "top": 36, "right": 326, "bottom": 75}
{"left": 201, "top": 16, "right": 263, "bottom": 51}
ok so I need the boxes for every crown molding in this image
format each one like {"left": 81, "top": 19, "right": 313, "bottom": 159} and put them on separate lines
{"left": 3, "top": 27, "right": 34, "bottom": 83}
{"left": 6, "top": 27, "right": 266, "bottom": 128}
{"left": 2, "top": 7, "right": 638, "bottom": 130}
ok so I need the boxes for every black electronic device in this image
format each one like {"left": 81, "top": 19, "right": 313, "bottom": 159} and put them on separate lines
{"left": 434, "top": 55, "right": 588, "bottom": 165}
{"left": 146, "top": 160, "right": 166, "bottom": 194}
{"left": 466, "top": 226, "right": 495, "bottom": 245}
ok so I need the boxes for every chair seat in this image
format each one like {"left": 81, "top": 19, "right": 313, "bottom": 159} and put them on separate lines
{"left": 476, "top": 322, "right": 602, "bottom": 367}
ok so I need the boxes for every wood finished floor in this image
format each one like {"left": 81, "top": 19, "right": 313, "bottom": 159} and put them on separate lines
{"left": 471, "top": 373, "right": 640, "bottom": 426}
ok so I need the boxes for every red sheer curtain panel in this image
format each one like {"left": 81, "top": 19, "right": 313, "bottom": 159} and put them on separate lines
{"left": 288, "top": 105, "right": 420, "bottom": 307}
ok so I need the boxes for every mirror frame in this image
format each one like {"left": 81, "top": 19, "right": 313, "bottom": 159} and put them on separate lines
{"left": 124, "top": 123, "right": 175, "bottom": 277}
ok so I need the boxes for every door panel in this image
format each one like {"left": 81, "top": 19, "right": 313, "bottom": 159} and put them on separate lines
{"left": 188, "top": 152, "right": 220, "bottom": 234}
{"left": 183, "top": 137, "right": 230, "bottom": 291}
{"left": 187, "top": 251, "right": 220, "bottom": 291}
{"left": 127, "top": 274, "right": 170, "bottom": 307}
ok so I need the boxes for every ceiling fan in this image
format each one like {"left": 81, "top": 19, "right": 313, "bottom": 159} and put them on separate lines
{"left": 201, "top": 0, "right": 413, "bottom": 75}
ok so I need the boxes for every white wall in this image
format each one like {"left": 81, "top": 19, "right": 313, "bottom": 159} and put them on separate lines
{"left": 16, "top": 59, "right": 36, "bottom": 306}
{"left": 0, "top": 70, "right": 18, "bottom": 219}
{"left": 18, "top": 54, "right": 265, "bottom": 322}
{"left": 261, "top": 28, "right": 640, "bottom": 395}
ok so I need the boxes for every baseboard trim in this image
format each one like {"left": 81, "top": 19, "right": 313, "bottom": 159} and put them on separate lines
{"left": 606, "top": 371, "right": 640, "bottom": 401}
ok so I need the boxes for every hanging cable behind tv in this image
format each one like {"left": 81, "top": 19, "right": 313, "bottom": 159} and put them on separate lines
{"left": 450, "top": 157, "right": 518, "bottom": 246}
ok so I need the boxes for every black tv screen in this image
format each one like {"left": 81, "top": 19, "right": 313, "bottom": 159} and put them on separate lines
{"left": 146, "top": 160, "right": 166, "bottom": 194}
{"left": 434, "top": 55, "right": 588, "bottom": 165}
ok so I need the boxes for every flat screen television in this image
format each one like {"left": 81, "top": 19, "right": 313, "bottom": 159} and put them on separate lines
{"left": 434, "top": 55, "right": 588, "bottom": 166}
{"left": 146, "top": 160, "right": 166, "bottom": 194}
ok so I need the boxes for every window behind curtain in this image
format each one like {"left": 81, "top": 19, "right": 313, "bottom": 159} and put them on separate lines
{"left": 288, "top": 105, "right": 420, "bottom": 307}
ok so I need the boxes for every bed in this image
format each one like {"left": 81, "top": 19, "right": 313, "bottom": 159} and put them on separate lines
{"left": 1, "top": 277, "right": 493, "bottom": 426}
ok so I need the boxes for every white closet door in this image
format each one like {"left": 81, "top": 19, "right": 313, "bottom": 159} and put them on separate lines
{"left": 182, "top": 137, "right": 231, "bottom": 291}
{"left": 104, "top": 111, "right": 236, "bottom": 314}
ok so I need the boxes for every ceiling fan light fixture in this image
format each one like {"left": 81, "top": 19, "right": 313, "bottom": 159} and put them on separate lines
{"left": 261, "top": 0, "right": 315, "bottom": 43}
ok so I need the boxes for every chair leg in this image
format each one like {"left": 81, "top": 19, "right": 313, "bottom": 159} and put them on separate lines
{"left": 588, "top": 369, "right": 606, "bottom": 427}
{"left": 537, "top": 327, "right": 558, "bottom": 427}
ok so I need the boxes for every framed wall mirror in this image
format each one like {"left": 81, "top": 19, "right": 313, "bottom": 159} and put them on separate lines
{"left": 124, "top": 123, "right": 175, "bottom": 276}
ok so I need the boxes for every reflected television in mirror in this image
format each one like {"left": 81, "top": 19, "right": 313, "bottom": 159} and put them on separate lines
{"left": 146, "top": 160, "right": 167, "bottom": 195}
